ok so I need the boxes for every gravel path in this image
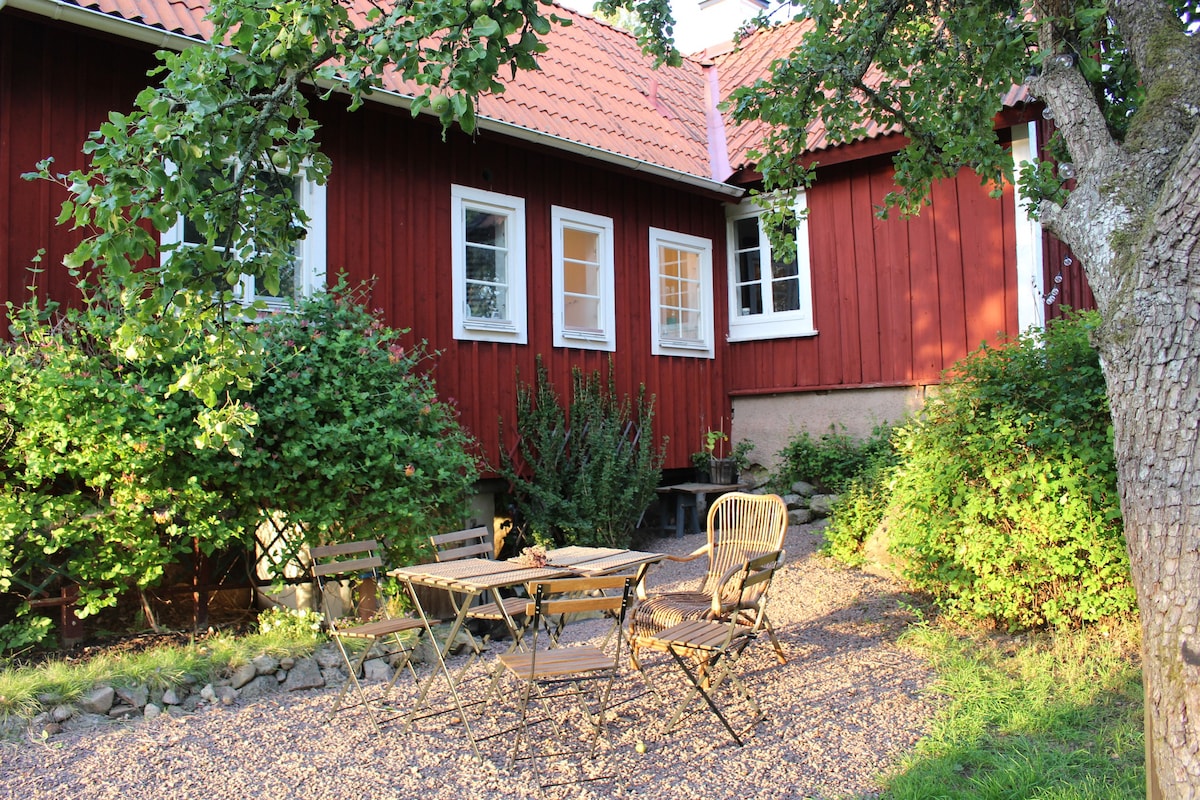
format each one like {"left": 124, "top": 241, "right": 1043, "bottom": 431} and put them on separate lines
{"left": 0, "top": 522, "right": 939, "bottom": 800}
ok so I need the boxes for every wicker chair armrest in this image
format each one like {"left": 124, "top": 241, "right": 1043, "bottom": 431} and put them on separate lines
{"left": 709, "top": 561, "right": 747, "bottom": 615}
{"left": 664, "top": 544, "right": 710, "bottom": 563}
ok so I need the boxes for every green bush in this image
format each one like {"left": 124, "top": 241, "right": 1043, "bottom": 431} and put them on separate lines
{"left": 500, "top": 358, "right": 665, "bottom": 549}
{"left": 775, "top": 424, "right": 895, "bottom": 493}
{"left": 884, "top": 312, "right": 1133, "bottom": 631}
{"left": 242, "top": 283, "right": 479, "bottom": 567}
{"left": 0, "top": 281, "right": 477, "bottom": 650}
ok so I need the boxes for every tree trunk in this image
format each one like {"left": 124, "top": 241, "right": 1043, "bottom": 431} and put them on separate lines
{"left": 1093, "top": 127, "right": 1200, "bottom": 800}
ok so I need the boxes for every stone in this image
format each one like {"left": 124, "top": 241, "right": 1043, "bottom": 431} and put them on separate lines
{"left": 251, "top": 654, "right": 280, "bottom": 675}
{"left": 320, "top": 667, "right": 347, "bottom": 686}
{"left": 115, "top": 684, "right": 149, "bottom": 709}
{"left": 282, "top": 657, "right": 324, "bottom": 691}
{"left": 143, "top": 703, "right": 162, "bottom": 721}
{"left": 279, "top": 657, "right": 296, "bottom": 671}
{"left": 781, "top": 493, "right": 805, "bottom": 510}
{"left": 236, "top": 675, "right": 280, "bottom": 702}
{"left": 363, "top": 658, "right": 393, "bottom": 683}
{"left": 230, "top": 663, "right": 258, "bottom": 690}
{"left": 107, "top": 704, "right": 137, "bottom": 719}
{"left": 38, "top": 721, "right": 63, "bottom": 737}
{"left": 50, "top": 704, "right": 73, "bottom": 723}
{"left": 161, "top": 688, "right": 184, "bottom": 706}
{"left": 214, "top": 686, "right": 237, "bottom": 706}
{"left": 788, "top": 508, "right": 814, "bottom": 526}
{"left": 77, "top": 686, "right": 115, "bottom": 715}
{"left": 791, "top": 480, "right": 818, "bottom": 498}
{"left": 199, "top": 684, "right": 217, "bottom": 702}
{"left": 37, "top": 692, "right": 64, "bottom": 705}
{"left": 180, "top": 695, "right": 202, "bottom": 712}
{"left": 808, "top": 494, "right": 840, "bottom": 517}
{"left": 313, "top": 644, "right": 343, "bottom": 670}
{"left": 167, "top": 706, "right": 189, "bottom": 719}
{"left": 275, "top": 670, "right": 287, "bottom": 683}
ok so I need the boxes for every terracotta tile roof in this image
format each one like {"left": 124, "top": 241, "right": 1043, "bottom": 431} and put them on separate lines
{"left": 70, "top": 0, "right": 713, "bottom": 176}
{"left": 56, "top": 0, "right": 1031, "bottom": 181}
{"left": 712, "top": 19, "right": 1033, "bottom": 171}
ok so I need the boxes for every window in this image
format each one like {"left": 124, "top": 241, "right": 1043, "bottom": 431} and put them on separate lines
{"left": 649, "top": 227, "right": 714, "bottom": 358}
{"left": 161, "top": 166, "right": 327, "bottom": 311}
{"left": 451, "top": 185, "right": 527, "bottom": 344}
{"left": 726, "top": 194, "right": 815, "bottom": 341}
{"left": 552, "top": 207, "right": 615, "bottom": 351}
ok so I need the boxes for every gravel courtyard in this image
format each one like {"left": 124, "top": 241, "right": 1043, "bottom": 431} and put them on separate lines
{"left": 0, "top": 521, "right": 939, "bottom": 800}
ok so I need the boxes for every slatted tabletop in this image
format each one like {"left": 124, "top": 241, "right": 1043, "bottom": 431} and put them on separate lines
{"left": 544, "top": 546, "right": 665, "bottom": 575}
{"left": 391, "top": 558, "right": 570, "bottom": 591}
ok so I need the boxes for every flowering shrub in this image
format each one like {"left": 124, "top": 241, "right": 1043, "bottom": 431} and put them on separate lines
{"left": 256, "top": 605, "right": 325, "bottom": 641}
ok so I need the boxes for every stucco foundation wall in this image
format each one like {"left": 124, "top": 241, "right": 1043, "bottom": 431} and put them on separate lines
{"left": 731, "top": 386, "right": 931, "bottom": 470}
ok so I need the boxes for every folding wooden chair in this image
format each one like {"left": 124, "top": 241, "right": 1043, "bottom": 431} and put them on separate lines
{"left": 428, "top": 526, "right": 529, "bottom": 643}
{"left": 496, "top": 574, "right": 636, "bottom": 787}
{"left": 309, "top": 539, "right": 432, "bottom": 735}
{"left": 635, "top": 549, "right": 785, "bottom": 746}
{"left": 630, "top": 492, "right": 788, "bottom": 668}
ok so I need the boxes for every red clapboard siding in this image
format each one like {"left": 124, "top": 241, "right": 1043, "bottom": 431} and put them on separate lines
{"left": 313, "top": 100, "right": 732, "bottom": 474}
{"left": 727, "top": 154, "right": 1020, "bottom": 397}
{"left": 0, "top": 15, "right": 158, "bottom": 311}
{"left": 1, "top": 16, "right": 733, "bottom": 476}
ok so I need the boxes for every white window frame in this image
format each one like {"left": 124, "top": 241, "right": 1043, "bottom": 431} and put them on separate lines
{"left": 551, "top": 206, "right": 616, "bottom": 351}
{"left": 451, "top": 184, "right": 528, "bottom": 345}
{"left": 648, "top": 227, "right": 715, "bottom": 359}
{"left": 725, "top": 193, "right": 816, "bottom": 341}
{"left": 160, "top": 164, "right": 327, "bottom": 312}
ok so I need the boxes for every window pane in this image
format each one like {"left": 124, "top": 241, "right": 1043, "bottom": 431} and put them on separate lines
{"left": 738, "top": 283, "right": 763, "bottom": 316}
{"left": 771, "top": 257, "right": 799, "bottom": 279}
{"left": 738, "top": 250, "right": 762, "bottom": 284}
{"left": 564, "top": 296, "right": 600, "bottom": 331}
{"left": 564, "top": 260, "right": 599, "bottom": 295}
{"left": 466, "top": 246, "right": 506, "bottom": 283}
{"left": 772, "top": 278, "right": 800, "bottom": 313}
{"left": 467, "top": 283, "right": 507, "bottom": 319}
{"left": 735, "top": 217, "right": 760, "bottom": 250}
{"left": 466, "top": 209, "right": 506, "bottom": 248}
{"left": 563, "top": 227, "right": 598, "bottom": 264}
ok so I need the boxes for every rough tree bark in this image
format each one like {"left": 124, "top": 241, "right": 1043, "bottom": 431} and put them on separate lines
{"left": 1035, "top": 2, "right": 1200, "bottom": 796}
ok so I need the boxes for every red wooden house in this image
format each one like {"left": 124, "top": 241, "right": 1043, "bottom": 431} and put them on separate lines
{"left": 0, "top": 0, "right": 1085, "bottom": 518}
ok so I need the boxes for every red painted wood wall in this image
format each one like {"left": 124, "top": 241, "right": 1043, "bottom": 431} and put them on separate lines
{"left": 726, "top": 153, "right": 1021, "bottom": 397}
{"left": 0, "top": 12, "right": 731, "bottom": 474}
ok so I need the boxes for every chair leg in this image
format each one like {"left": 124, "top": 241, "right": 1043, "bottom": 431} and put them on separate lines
{"left": 663, "top": 648, "right": 744, "bottom": 746}
{"left": 761, "top": 611, "right": 787, "bottom": 664}
{"left": 328, "top": 636, "right": 381, "bottom": 735}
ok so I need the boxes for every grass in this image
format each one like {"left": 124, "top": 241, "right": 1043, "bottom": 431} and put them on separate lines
{"left": 879, "top": 614, "right": 1144, "bottom": 799}
{"left": 0, "top": 611, "right": 327, "bottom": 722}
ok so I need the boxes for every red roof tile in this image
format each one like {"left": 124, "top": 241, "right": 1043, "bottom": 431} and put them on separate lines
{"left": 712, "top": 18, "right": 1034, "bottom": 171}
{"left": 54, "top": 0, "right": 1032, "bottom": 182}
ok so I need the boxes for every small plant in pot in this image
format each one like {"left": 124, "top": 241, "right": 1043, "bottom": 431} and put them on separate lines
{"left": 692, "top": 430, "right": 754, "bottom": 484}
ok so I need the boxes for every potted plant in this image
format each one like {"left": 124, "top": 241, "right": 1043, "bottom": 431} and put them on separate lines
{"left": 692, "top": 430, "right": 754, "bottom": 484}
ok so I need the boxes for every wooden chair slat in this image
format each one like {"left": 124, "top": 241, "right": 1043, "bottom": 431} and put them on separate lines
{"left": 310, "top": 540, "right": 380, "bottom": 558}
{"left": 312, "top": 555, "right": 383, "bottom": 577}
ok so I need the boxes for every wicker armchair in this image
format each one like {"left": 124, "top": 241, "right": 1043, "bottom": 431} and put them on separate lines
{"left": 630, "top": 491, "right": 788, "bottom": 667}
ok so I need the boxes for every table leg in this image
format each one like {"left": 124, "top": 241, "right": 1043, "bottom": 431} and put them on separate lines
{"left": 401, "top": 579, "right": 483, "bottom": 761}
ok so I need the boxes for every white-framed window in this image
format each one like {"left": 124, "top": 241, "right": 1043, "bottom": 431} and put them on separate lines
{"left": 725, "top": 194, "right": 816, "bottom": 341}
{"left": 649, "top": 227, "right": 714, "bottom": 358}
{"left": 451, "top": 185, "right": 527, "bottom": 344}
{"left": 551, "top": 206, "right": 616, "bottom": 351}
{"left": 161, "top": 166, "right": 327, "bottom": 311}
